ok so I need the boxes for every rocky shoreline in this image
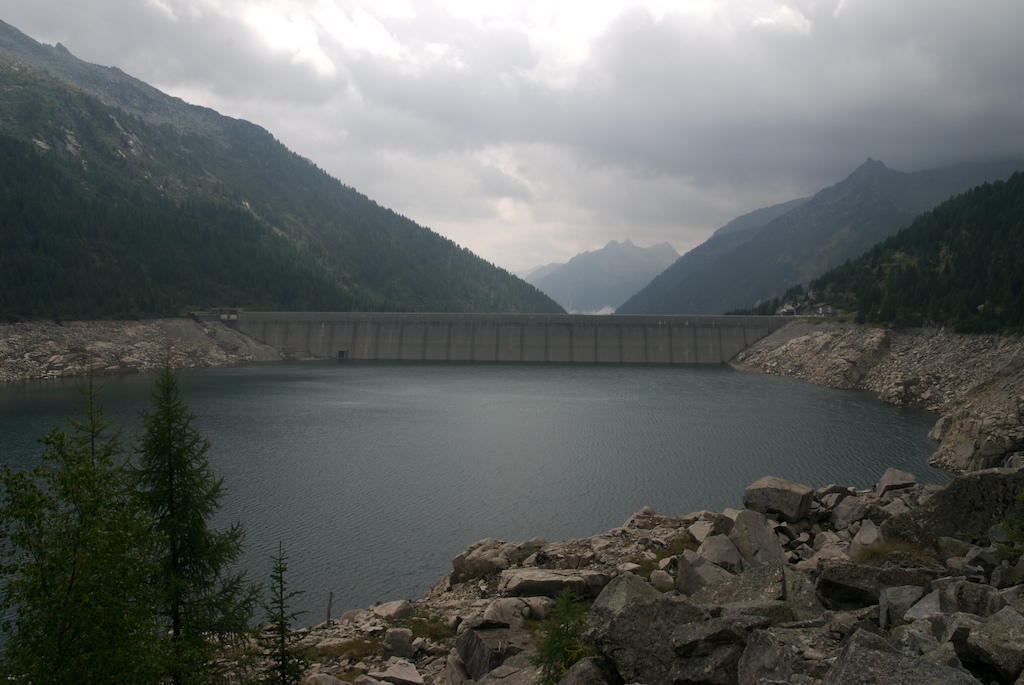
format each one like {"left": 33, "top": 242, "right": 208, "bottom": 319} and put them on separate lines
{"left": 731, "top": 320, "right": 1024, "bottom": 472}
{"left": 291, "top": 466, "right": 1024, "bottom": 685}
{"left": 0, "top": 318, "right": 282, "bottom": 383}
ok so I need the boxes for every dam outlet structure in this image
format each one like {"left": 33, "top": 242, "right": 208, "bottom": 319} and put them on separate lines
{"left": 198, "top": 311, "right": 790, "bottom": 365}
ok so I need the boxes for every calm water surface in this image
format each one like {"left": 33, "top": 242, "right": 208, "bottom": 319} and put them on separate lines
{"left": 0, "top": 361, "right": 949, "bottom": 621}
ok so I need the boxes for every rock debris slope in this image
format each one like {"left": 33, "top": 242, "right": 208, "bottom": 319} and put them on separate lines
{"left": 294, "top": 466, "right": 1024, "bottom": 685}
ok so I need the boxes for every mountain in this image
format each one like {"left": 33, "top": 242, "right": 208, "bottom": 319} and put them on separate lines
{"left": 522, "top": 240, "right": 679, "bottom": 314}
{"left": 811, "top": 171, "right": 1024, "bottom": 332}
{"left": 617, "top": 197, "right": 809, "bottom": 315}
{"left": 617, "top": 158, "right": 1024, "bottom": 315}
{"left": 0, "top": 20, "right": 561, "bottom": 320}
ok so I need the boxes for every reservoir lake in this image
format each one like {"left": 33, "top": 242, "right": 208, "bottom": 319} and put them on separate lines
{"left": 0, "top": 360, "right": 950, "bottom": 621}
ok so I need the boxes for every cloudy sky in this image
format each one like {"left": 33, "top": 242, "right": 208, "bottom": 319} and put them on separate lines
{"left": 3, "top": 1, "right": 1022, "bottom": 272}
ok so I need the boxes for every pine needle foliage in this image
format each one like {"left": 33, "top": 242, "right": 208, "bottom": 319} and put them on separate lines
{"left": 0, "top": 377, "right": 165, "bottom": 684}
{"left": 258, "top": 542, "right": 309, "bottom": 685}
{"left": 135, "top": 364, "right": 258, "bottom": 684}
{"left": 531, "top": 591, "right": 595, "bottom": 685}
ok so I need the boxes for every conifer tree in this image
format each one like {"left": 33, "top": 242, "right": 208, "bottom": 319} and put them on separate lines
{"left": 0, "top": 377, "right": 165, "bottom": 684}
{"left": 259, "top": 543, "right": 308, "bottom": 685}
{"left": 135, "top": 365, "right": 257, "bottom": 684}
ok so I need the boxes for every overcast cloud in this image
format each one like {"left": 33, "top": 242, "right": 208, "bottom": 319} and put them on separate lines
{"left": 3, "top": 0, "right": 1022, "bottom": 271}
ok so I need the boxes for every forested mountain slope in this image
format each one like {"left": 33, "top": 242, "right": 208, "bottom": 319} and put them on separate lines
{"left": 0, "top": 20, "right": 561, "bottom": 320}
{"left": 618, "top": 158, "right": 1022, "bottom": 315}
{"left": 812, "top": 172, "right": 1024, "bottom": 332}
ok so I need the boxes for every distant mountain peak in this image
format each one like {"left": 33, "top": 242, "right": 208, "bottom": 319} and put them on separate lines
{"left": 522, "top": 240, "right": 679, "bottom": 314}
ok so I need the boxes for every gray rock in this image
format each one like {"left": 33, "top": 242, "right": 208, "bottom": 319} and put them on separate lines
{"left": 481, "top": 598, "right": 529, "bottom": 628}
{"left": 848, "top": 519, "right": 881, "bottom": 560}
{"left": 889, "top": 623, "right": 939, "bottom": 655}
{"left": 737, "top": 630, "right": 794, "bottom": 685}
{"left": 497, "top": 568, "right": 611, "bottom": 598}
{"left": 830, "top": 496, "right": 874, "bottom": 531}
{"left": 879, "top": 585, "right": 926, "bottom": 629}
{"left": 964, "top": 619, "right": 1024, "bottom": 682}
{"left": 475, "top": 651, "right": 541, "bottom": 685}
{"left": 589, "top": 573, "right": 711, "bottom": 685}
{"left": 373, "top": 600, "right": 415, "bottom": 620}
{"left": 451, "top": 539, "right": 510, "bottom": 584}
{"left": 455, "top": 628, "right": 532, "bottom": 681}
{"left": 875, "top": 467, "right": 917, "bottom": 497}
{"left": 303, "top": 676, "right": 346, "bottom": 685}
{"left": 882, "top": 466, "right": 1024, "bottom": 549}
{"left": 944, "top": 579, "right": 1007, "bottom": 617}
{"left": 676, "top": 549, "right": 736, "bottom": 596}
{"left": 649, "top": 569, "right": 674, "bottom": 589}
{"left": 821, "top": 629, "right": 978, "bottom": 684}
{"left": 382, "top": 627, "right": 415, "bottom": 659}
{"left": 697, "top": 534, "right": 744, "bottom": 573}
{"left": 444, "top": 651, "right": 471, "bottom": 685}
{"left": 743, "top": 476, "right": 815, "bottom": 523}
{"left": 559, "top": 656, "right": 624, "bottom": 685}
{"left": 728, "top": 509, "right": 784, "bottom": 568}
{"left": 816, "top": 559, "right": 937, "bottom": 610}
{"left": 690, "top": 562, "right": 785, "bottom": 610}
{"left": 370, "top": 660, "right": 424, "bottom": 685}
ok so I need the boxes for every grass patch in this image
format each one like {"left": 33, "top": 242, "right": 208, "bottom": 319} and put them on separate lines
{"left": 392, "top": 613, "right": 455, "bottom": 642}
{"left": 854, "top": 540, "right": 935, "bottom": 566}
{"left": 635, "top": 536, "right": 698, "bottom": 579}
{"left": 302, "top": 636, "right": 382, "bottom": 663}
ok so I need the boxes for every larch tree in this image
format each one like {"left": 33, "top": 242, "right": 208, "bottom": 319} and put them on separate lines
{"left": 0, "top": 377, "right": 165, "bottom": 684}
{"left": 259, "top": 542, "right": 308, "bottom": 685}
{"left": 135, "top": 364, "right": 257, "bottom": 684}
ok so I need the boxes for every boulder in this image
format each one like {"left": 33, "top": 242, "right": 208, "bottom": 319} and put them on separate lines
{"left": 454, "top": 627, "right": 533, "bottom": 681}
{"left": 821, "top": 629, "right": 978, "bottom": 684}
{"left": 372, "top": 600, "right": 415, "bottom": 620}
{"left": 559, "top": 656, "right": 624, "bottom": 685}
{"left": 964, "top": 618, "right": 1024, "bottom": 683}
{"left": 649, "top": 569, "right": 674, "bottom": 589}
{"left": 881, "top": 466, "right": 1024, "bottom": 549}
{"left": 697, "top": 534, "right": 744, "bottom": 573}
{"left": 481, "top": 598, "right": 530, "bottom": 628}
{"left": 690, "top": 562, "right": 785, "bottom": 609}
{"left": 451, "top": 539, "right": 512, "bottom": 584}
{"left": 875, "top": 467, "right": 917, "bottom": 497}
{"left": 743, "top": 476, "right": 814, "bottom": 523}
{"left": 497, "top": 568, "right": 611, "bottom": 598}
{"left": 589, "top": 573, "right": 711, "bottom": 685}
{"left": 676, "top": 549, "right": 736, "bottom": 596}
{"left": 444, "top": 651, "right": 471, "bottom": 685}
{"left": 728, "top": 509, "right": 784, "bottom": 568}
{"left": 737, "top": 630, "right": 794, "bottom": 685}
{"left": 370, "top": 660, "right": 425, "bottom": 685}
{"left": 848, "top": 519, "right": 882, "bottom": 560}
{"left": 815, "top": 559, "right": 937, "bottom": 610}
{"left": 830, "top": 495, "right": 884, "bottom": 531}
{"left": 382, "top": 627, "right": 415, "bottom": 659}
{"left": 475, "top": 651, "right": 542, "bottom": 685}
{"left": 878, "top": 586, "right": 925, "bottom": 629}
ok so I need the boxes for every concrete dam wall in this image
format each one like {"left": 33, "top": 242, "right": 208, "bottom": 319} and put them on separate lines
{"left": 204, "top": 312, "right": 789, "bottom": 364}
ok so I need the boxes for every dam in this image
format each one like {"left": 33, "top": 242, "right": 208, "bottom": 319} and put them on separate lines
{"left": 199, "top": 311, "right": 789, "bottom": 364}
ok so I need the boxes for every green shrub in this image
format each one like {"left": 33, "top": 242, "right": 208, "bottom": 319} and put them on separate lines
{"left": 531, "top": 591, "right": 595, "bottom": 685}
